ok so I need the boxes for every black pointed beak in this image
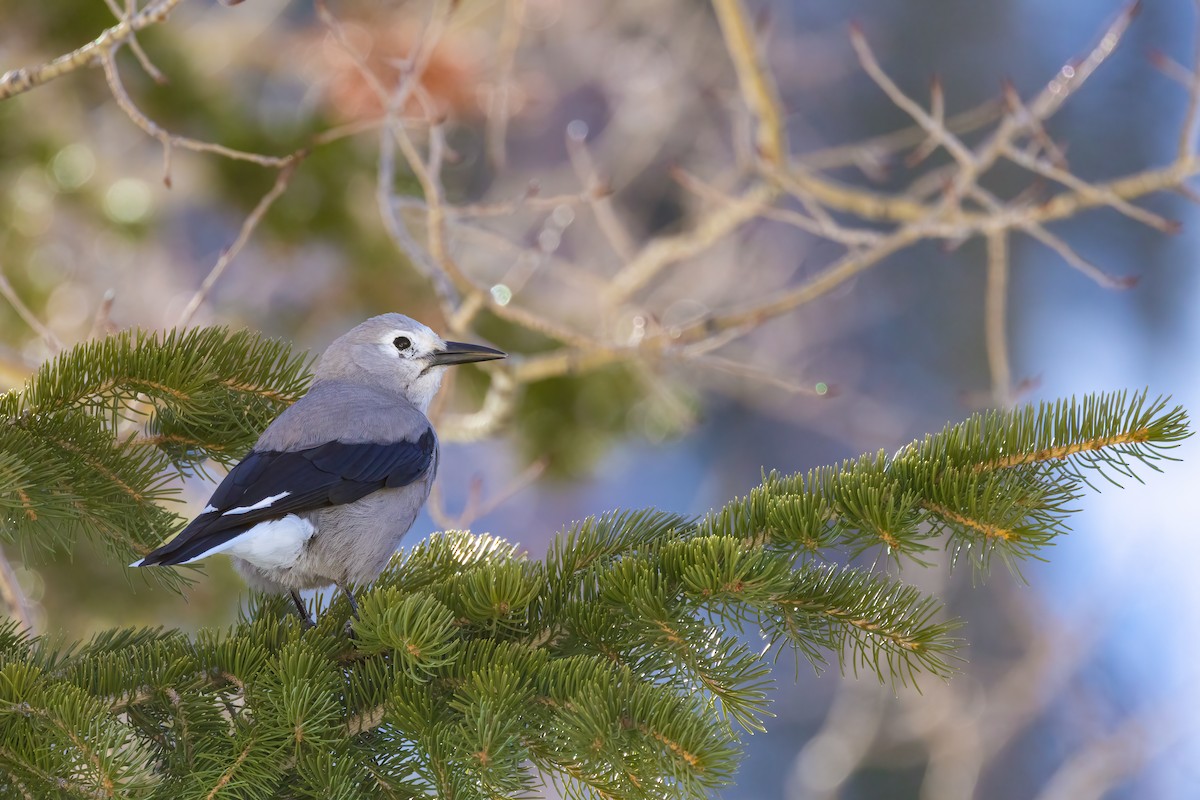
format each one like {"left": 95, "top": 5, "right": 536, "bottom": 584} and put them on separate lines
{"left": 427, "top": 340, "right": 507, "bottom": 367}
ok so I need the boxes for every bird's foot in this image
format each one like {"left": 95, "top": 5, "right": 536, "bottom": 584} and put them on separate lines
{"left": 290, "top": 590, "right": 316, "bottom": 630}
{"left": 336, "top": 583, "right": 360, "bottom": 639}
{"left": 336, "top": 583, "right": 361, "bottom": 620}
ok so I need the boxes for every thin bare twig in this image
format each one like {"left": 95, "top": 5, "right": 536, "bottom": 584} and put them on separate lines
{"left": 0, "top": 0, "right": 184, "bottom": 100}
{"left": 693, "top": 354, "right": 830, "bottom": 397}
{"left": 1000, "top": 80, "right": 1069, "bottom": 168}
{"left": 850, "top": 27, "right": 974, "bottom": 171}
{"left": 795, "top": 97, "right": 1003, "bottom": 171}
{"left": 100, "top": 50, "right": 291, "bottom": 187}
{"left": 673, "top": 166, "right": 882, "bottom": 247}
{"left": 1027, "top": 1, "right": 1142, "bottom": 123}
{"left": 103, "top": 0, "right": 167, "bottom": 84}
{"left": 984, "top": 231, "right": 1012, "bottom": 408}
{"left": 513, "top": 223, "right": 922, "bottom": 387}
{"left": 710, "top": 0, "right": 787, "bottom": 167}
{"left": 904, "top": 75, "right": 945, "bottom": 168}
{"left": 971, "top": 184, "right": 1134, "bottom": 291}
{"left": 0, "top": 269, "right": 63, "bottom": 352}
{"left": 176, "top": 155, "right": 306, "bottom": 327}
{"left": 1034, "top": 701, "right": 1183, "bottom": 800}
{"left": 1182, "top": 2, "right": 1200, "bottom": 160}
{"left": 437, "top": 369, "right": 519, "bottom": 442}
{"left": 315, "top": 0, "right": 462, "bottom": 312}
{"left": 1022, "top": 223, "right": 1137, "bottom": 290}
{"left": 453, "top": 186, "right": 596, "bottom": 219}
{"left": 603, "top": 182, "right": 778, "bottom": 302}
{"left": 87, "top": 290, "right": 118, "bottom": 341}
{"left": 669, "top": 225, "right": 926, "bottom": 347}
{"left": 1002, "top": 143, "right": 1178, "bottom": 233}
{"left": 428, "top": 455, "right": 548, "bottom": 530}
{"left": 355, "top": 5, "right": 597, "bottom": 347}
{"left": 566, "top": 124, "right": 637, "bottom": 263}
{"left": 603, "top": 0, "right": 790, "bottom": 304}
{"left": 963, "top": 2, "right": 1142, "bottom": 200}
{"left": 484, "top": 0, "right": 526, "bottom": 169}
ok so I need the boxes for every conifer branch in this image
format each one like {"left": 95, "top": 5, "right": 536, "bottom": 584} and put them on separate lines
{"left": 0, "top": 328, "right": 312, "bottom": 577}
{"left": 0, "top": 347, "right": 1188, "bottom": 798}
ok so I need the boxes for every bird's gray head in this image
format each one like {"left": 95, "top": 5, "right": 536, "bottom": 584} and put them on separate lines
{"left": 313, "top": 313, "right": 505, "bottom": 412}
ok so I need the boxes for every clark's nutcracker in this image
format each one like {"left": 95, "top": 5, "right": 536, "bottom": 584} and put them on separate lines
{"left": 132, "top": 313, "right": 505, "bottom": 623}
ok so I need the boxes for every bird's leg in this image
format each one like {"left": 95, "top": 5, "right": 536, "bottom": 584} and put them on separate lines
{"left": 289, "top": 590, "right": 316, "bottom": 629}
{"left": 336, "top": 583, "right": 361, "bottom": 619}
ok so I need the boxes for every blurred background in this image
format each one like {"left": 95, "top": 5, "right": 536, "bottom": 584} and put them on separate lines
{"left": 2, "top": 0, "right": 1198, "bottom": 798}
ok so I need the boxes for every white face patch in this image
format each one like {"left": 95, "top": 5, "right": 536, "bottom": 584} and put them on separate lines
{"left": 223, "top": 492, "right": 291, "bottom": 516}
{"left": 366, "top": 325, "right": 448, "bottom": 413}
{"left": 376, "top": 325, "right": 443, "bottom": 361}
{"left": 404, "top": 369, "right": 445, "bottom": 414}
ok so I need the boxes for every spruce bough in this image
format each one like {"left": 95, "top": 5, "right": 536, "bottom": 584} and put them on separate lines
{"left": 0, "top": 328, "right": 1189, "bottom": 799}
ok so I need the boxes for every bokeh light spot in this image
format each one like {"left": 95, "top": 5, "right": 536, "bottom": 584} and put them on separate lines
{"left": 51, "top": 144, "right": 95, "bottom": 191}
{"left": 104, "top": 178, "right": 153, "bottom": 224}
{"left": 566, "top": 119, "right": 588, "bottom": 141}
{"left": 490, "top": 283, "right": 513, "bottom": 306}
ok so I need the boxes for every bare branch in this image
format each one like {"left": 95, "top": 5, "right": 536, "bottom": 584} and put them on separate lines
{"left": 904, "top": 75, "right": 945, "bottom": 168}
{"left": 99, "top": 50, "right": 292, "bottom": 186}
{"left": 516, "top": 225, "right": 922, "bottom": 386}
{"left": 483, "top": 0, "right": 526, "bottom": 169}
{"left": 0, "top": 268, "right": 63, "bottom": 352}
{"left": 670, "top": 226, "right": 925, "bottom": 347}
{"left": 1000, "top": 81, "right": 1068, "bottom": 168}
{"left": 673, "top": 166, "right": 882, "bottom": 247}
{"left": 796, "top": 98, "right": 1003, "bottom": 172}
{"left": 566, "top": 124, "right": 637, "bottom": 263}
{"left": 1177, "top": 8, "right": 1200, "bottom": 160}
{"left": 428, "top": 456, "right": 547, "bottom": 530}
{"left": 850, "top": 27, "right": 974, "bottom": 171}
{"left": 1024, "top": 1, "right": 1142, "bottom": 122}
{"left": 971, "top": 186, "right": 1135, "bottom": 291}
{"left": 453, "top": 186, "right": 597, "bottom": 219}
{"left": 692, "top": 354, "right": 831, "bottom": 397}
{"left": 984, "top": 231, "right": 1012, "bottom": 408}
{"left": 437, "top": 370, "right": 519, "bottom": 442}
{"left": 103, "top": 0, "right": 167, "bottom": 84}
{"left": 1034, "top": 702, "right": 1182, "bottom": 800}
{"left": 1021, "top": 222, "right": 1138, "bottom": 290}
{"left": 710, "top": 0, "right": 787, "bottom": 167}
{"left": 1002, "top": 144, "right": 1179, "bottom": 233}
{"left": 954, "top": 1, "right": 1141, "bottom": 198}
{"left": 176, "top": 155, "right": 306, "bottom": 327}
{"left": 604, "top": 182, "right": 777, "bottom": 302}
{"left": 0, "top": 0, "right": 185, "bottom": 101}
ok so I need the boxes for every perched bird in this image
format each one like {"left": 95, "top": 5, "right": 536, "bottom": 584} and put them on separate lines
{"left": 132, "top": 313, "right": 505, "bottom": 623}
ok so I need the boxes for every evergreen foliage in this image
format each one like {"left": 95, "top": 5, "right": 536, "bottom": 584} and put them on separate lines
{"left": 0, "top": 327, "right": 312, "bottom": 586}
{"left": 0, "top": 329, "right": 1190, "bottom": 798}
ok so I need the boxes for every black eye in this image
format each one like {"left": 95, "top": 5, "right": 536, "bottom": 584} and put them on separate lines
{"left": 393, "top": 336, "right": 412, "bottom": 352}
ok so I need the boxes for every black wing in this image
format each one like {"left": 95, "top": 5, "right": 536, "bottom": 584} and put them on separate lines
{"left": 138, "top": 429, "right": 436, "bottom": 566}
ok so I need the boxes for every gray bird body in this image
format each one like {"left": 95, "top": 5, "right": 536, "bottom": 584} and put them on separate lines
{"left": 231, "top": 381, "right": 439, "bottom": 592}
{"left": 132, "top": 314, "right": 504, "bottom": 608}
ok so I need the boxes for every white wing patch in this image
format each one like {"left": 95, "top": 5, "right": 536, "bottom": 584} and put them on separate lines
{"left": 223, "top": 491, "right": 291, "bottom": 516}
{"left": 176, "top": 514, "right": 316, "bottom": 568}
